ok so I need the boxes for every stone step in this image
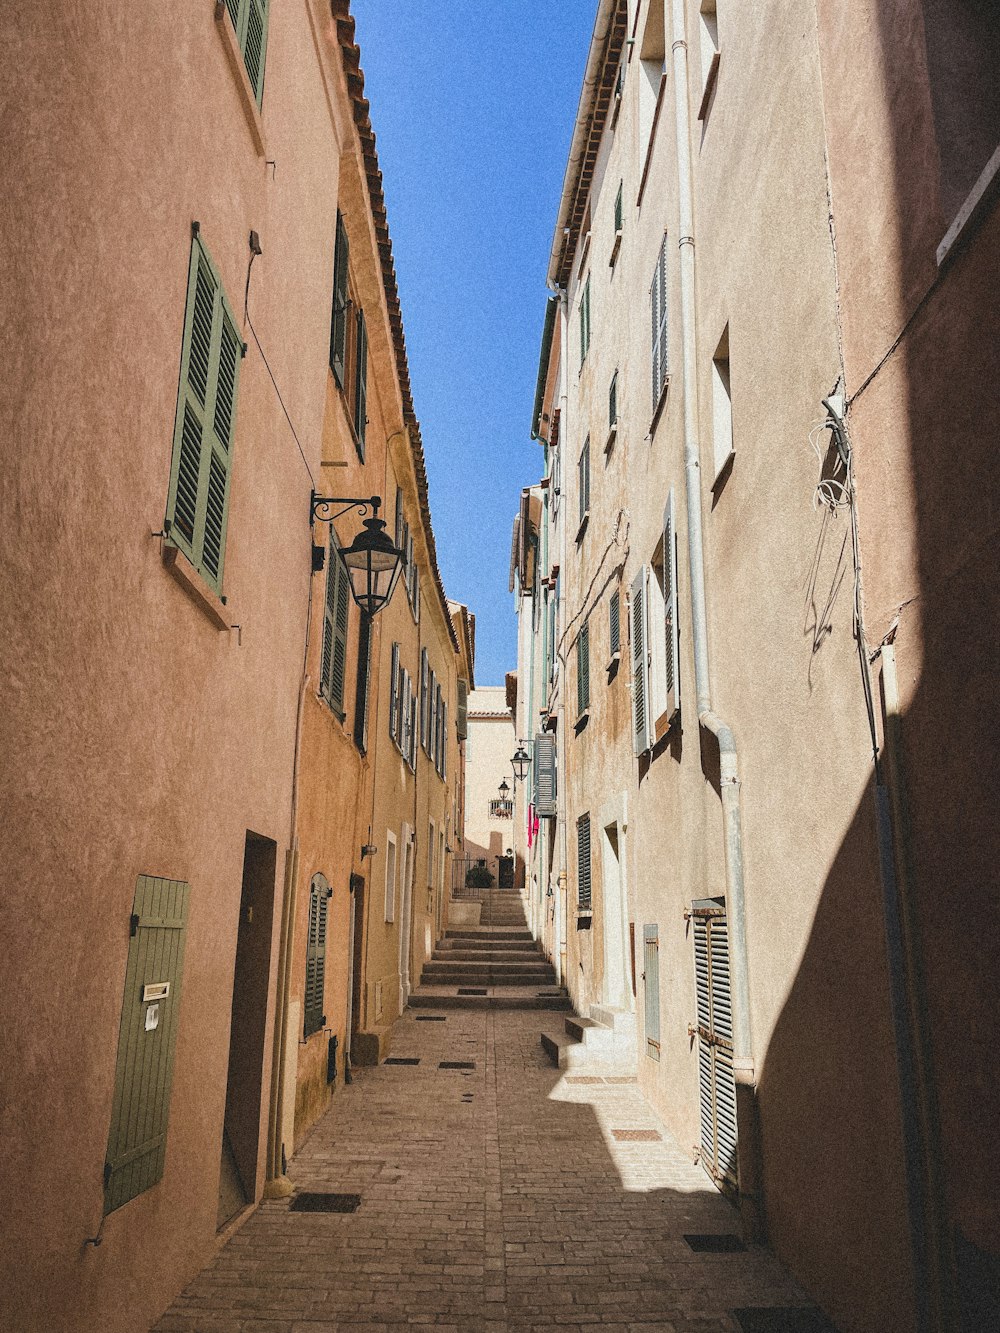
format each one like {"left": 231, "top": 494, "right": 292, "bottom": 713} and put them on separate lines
{"left": 446, "top": 928, "right": 533, "bottom": 941}
{"left": 409, "top": 985, "right": 571, "bottom": 1011}
{"left": 435, "top": 945, "right": 541, "bottom": 960}
{"left": 421, "top": 971, "right": 557, "bottom": 988}
{"left": 539, "top": 1028, "right": 634, "bottom": 1070}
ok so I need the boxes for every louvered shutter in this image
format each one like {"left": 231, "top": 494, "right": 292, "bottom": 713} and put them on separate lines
{"left": 579, "top": 280, "right": 587, "bottom": 369}
{"left": 577, "top": 814, "right": 592, "bottom": 910}
{"left": 651, "top": 236, "right": 669, "bottom": 410}
{"left": 354, "top": 309, "right": 368, "bottom": 454}
{"left": 533, "top": 734, "right": 557, "bottom": 817}
{"left": 406, "top": 532, "right": 415, "bottom": 604}
{"left": 389, "top": 642, "right": 400, "bottom": 745}
{"left": 577, "top": 620, "right": 590, "bottom": 715}
{"left": 330, "top": 212, "right": 350, "bottom": 385}
{"left": 420, "top": 649, "right": 430, "bottom": 750}
{"left": 614, "top": 180, "right": 623, "bottom": 233}
{"left": 304, "top": 877, "right": 329, "bottom": 1038}
{"left": 662, "top": 488, "right": 679, "bottom": 722}
{"left": 692, "top": 903, "right": 738, "bottom": 1187}
{"left": 167, "top": 237, "right": 239, "bottom": 595}
{"left": 321, "top": 550, "right": 350, "bottom": 712}
{"left": 104, "top": 876, "right": 190, "bottom": 1214}
{"left": 242, "top": 0, "right": 269, "bottom": 106}
{"left": 643, "top": 924, "right": 660, "bottom": 1060}
{"left": 650, "top": 256, "right": 660, "bottom": 410}
{"left": 609, "top": 371, "right": 618, "bottom": 429}
{"left": 609, "top": 590, "right": 621, "bottom": 657}
{"left": 441, "top": 702, "right": 447, "bottom": 778}
{"left": 631, "top": 568, "right": 653, "bottom": 754}
{"left": 353, "top": 611, "right": 371, "bottom": 753}
{"left": 395, "top": 488, "right": 404, "bottom": 551}
{"left": 578, "top": 439, "right": 591, "bottom": 523}
{"left": 435, "top": 683, "right": 443, "bottom": 774}
{"left": 409, "top": 691, "right": 418, "bottom": 769}
{"left": 457, "top": 679, "right": 468, "bottom": 740}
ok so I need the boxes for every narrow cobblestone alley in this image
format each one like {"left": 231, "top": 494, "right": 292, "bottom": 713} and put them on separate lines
{"left": 155, "top": 1007, "right": 826, "bottom": 1333}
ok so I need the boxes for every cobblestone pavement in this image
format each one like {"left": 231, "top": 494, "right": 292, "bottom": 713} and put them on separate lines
{"left": 155, "top": 1009, "right": 820, "bottom": 1332}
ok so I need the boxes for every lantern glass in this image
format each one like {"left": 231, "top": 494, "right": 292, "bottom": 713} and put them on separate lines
{"left": 340, "top": 516, "right": 404, "bottom": 617}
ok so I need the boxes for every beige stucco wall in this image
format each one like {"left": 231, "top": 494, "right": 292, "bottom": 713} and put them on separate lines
{"left": 464, "top": 688, "right": 517, "bottom": 884}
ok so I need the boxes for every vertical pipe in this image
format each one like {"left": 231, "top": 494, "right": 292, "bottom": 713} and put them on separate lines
{"left": 667, "top": 0, "right": 763, "bottom": 1239}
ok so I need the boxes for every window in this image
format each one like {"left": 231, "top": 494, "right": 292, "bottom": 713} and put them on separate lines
{"left": 577, "top": 813, "right": 592, "bottom": 911}
{"left": 609, "top": 589, "right": 621, "bottom": 659}
{"left": 639, "top": 2, "right": 666, "bottom": 181}
{"left": 222, "top": 0, "right": 270, "bottom": 107}
{"left": 711, "top": 326, "right": 733, "bottom": 483}
{"left": 385, "top": 832, "right": 397, "bottom": 923}
{"left": 303, "top": 875, "right": 330, "bottom": 1038}
{"left": 103, "top": 877, "right": 189, "bottom": 1213}
{"left": 389, "top": 643, "right": 401, "bottom": 745}
{"left": 578, "top": 437, "right": 591, "bottom": 528}
{"left": 353, "top": 309, "right": 368, "bottom": 454}
{"left": 533, "top": 733, "right": 558, "bottom": 819}
{"left": 577, "top": 618, "right": 591, "bottom": 717}
{"left": 166, "top": 233, "right": 241, "bottom": 595}
{"left": 320, "top": 547, "right": 350, "bottom": 714}
{"left": 698, "top": 0, "right": 721, "bottom": 120}
{"left": 643, "top": 924, "right": 660, "bottom": 1060}
{"left": 635, "top": 488, "right": 681, "bottom": 754}
{"left": 428, "top": 821, "right": 436, "bottom": 889}
{"left": 420, "top": 649, "right": 430, "bottom": 751}
{"left": 650, "top": 235, "right": 669, "bottom": 413}
{"left": 329, "top": 212, "right": 349, "bottom": 386}
{"left": 579, "top": 274, "right": 591, "bottom": 368}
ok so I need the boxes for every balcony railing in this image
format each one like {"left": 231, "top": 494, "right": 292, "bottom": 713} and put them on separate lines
{"left": 488, "top": 799, "right": 513, "bottom": 820}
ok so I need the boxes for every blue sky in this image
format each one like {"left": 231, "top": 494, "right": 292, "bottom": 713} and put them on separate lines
{"left": 350, "top": 3, "right": 594, "bottom": 686}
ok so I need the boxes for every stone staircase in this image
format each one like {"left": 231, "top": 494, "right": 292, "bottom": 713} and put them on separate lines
{"left": 540, "top": 1004, "right": 638, "bottom": 1071}
{"left": 410, "top": 889, "right": 570, "bottom": 1010}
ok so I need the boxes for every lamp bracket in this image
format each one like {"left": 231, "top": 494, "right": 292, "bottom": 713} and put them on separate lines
{"left": 310, "top": 492, "right": 382, "bottom": 527}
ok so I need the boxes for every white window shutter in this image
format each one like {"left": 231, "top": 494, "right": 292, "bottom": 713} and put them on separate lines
{"left": 631, "top": 568, "right": 653, "bottom": 754}
{"left": 663, "top": 489, "right": 679, "bottom": 723}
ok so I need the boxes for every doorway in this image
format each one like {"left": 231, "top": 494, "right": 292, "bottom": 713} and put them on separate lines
{"left": 219, "top": 832, "right": 277, "bottom": 1230}
{"left": 602, "top": 823, "right": 630, "bottom": 1011}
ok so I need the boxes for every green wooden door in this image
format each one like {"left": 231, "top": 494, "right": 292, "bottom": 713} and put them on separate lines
{"left": 104, "top": 876, "right": 190, "bottom": 1214}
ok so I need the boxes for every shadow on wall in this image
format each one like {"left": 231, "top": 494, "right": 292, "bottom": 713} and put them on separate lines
{"left": 760, "top": 4, "right": 1000, "bottom": 1328}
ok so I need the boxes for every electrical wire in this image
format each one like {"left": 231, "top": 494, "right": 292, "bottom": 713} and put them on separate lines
{"left": 557, "top": 507, "right": 631, "bottom": 654}
{"left": 243, "top": 248, "right": 317, "bottom": 489}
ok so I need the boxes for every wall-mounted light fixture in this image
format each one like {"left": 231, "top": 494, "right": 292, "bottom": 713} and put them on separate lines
{"left": 498, "top": 777, "right": 510, "bottom": 801}
{"left": 310, "top": 492, "right": 404, "bottom": 617}
{"left": 511, "top": 744, "right": 531, "bottom": 783}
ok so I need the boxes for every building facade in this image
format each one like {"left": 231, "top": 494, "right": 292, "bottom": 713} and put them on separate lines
{"left": 463, "top": 687, "right": 519, "bottom": 890}
{"left": 514, "top": 1, "right": 1000, "bottom": 1330}
{"left": 0, "top": 3, "right": 470, "bottom": 1328}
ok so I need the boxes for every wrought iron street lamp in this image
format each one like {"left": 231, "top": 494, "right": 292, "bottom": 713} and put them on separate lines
{"left": 310, "top": 492, "right": 404, "bottom": 617}
{"left": 511, "top": 745, "right": 530, "bottom": 783}
{"left": 498, "top": 777, "right": 510, "bottom": 801}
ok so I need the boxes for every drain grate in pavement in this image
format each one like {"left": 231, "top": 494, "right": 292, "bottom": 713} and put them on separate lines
{"left": 383, "top": 1057, "right": 420, "bottom": 1066}
{"left": 290, "top": 1192, "right": 361, "bottom": 1214}
{"left": 611, "top": 1128, "right": 662, "bottom": 1142}
{"left": 439, "top": 1060, "right": 476, "bottom": 1070}
{"left": 457, "top": 987, "right": 487, "bottom": 995}
{"left": 732, "top": 1310, "right": 837, "bottom": 1333}
{"left": 415, "top": 1015, "right": 446, "bottom": 1022}
{"left": 685, "top": 1233, "right": 747, "bottom": 1253}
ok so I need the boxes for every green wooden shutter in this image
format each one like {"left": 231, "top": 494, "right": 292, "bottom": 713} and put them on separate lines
{"left": 579, "top": 438, "right": 590, "bottom": 523}
{"left": 321, "top": 551, "right": 350, "bottom": 712}
{"left": 353, "top": 611, "right": 371, "bottom": 754}
{"left": 577, "top": 814, "right": 592, "bottom": 910}
{"left": 441, "top": 701, "right": 447, "bottom": 778}
{"left": 354, "top": 309, "right": 368, "bottom": 455}
{"left": 577, "top": 619, "right": 590, "bottom": 715}
{"left": 242, "top": 0, "right": 269, "bottom": 107}
{"left": 651, "top": 234, "right": 669, "bottom": 409}
{"left": 609, "top": 370, "right": 618, "bottom": 429}
{"left": 614, "top": 179, "right": 623, "bottom": 233}
{"left": 662, "top": 488, "right": 679, "bottom": 723}
{"left": 456, "top": 678, "right": 468, "bottom": 740}
{"left": 303, "top": 876, "right": 330, "bottom": 1039}
{"left": 420, "top": 649, "right": 430, "bottom": 750}
{"left": 167, "top": 236, "right": 240, "bottom": 595}
{"left": 610, "top": 589, "right": 621, "bottom": 657}
{"left": 104, "top": 876, "right": 190, "bottom": 1214}
{"left": 330, "top": 212, "right": 350, "bottom": 386}
{"left": 643, "top": 923, "right": 660, "bottom": 1060}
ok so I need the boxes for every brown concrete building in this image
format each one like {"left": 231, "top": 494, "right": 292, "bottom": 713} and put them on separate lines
{"left": 516, "top": 1, "right": 1000, "bottom": 1330}
{"left": 0, "top": 2, "right": 469, "bottom": 1328}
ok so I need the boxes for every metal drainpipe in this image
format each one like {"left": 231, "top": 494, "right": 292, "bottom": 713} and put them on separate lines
{"left": 668, "top": 0, "right": 764, "bottom": 1240}
{"left": 555, "top": 288, "right": 570, "bottom": 988}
